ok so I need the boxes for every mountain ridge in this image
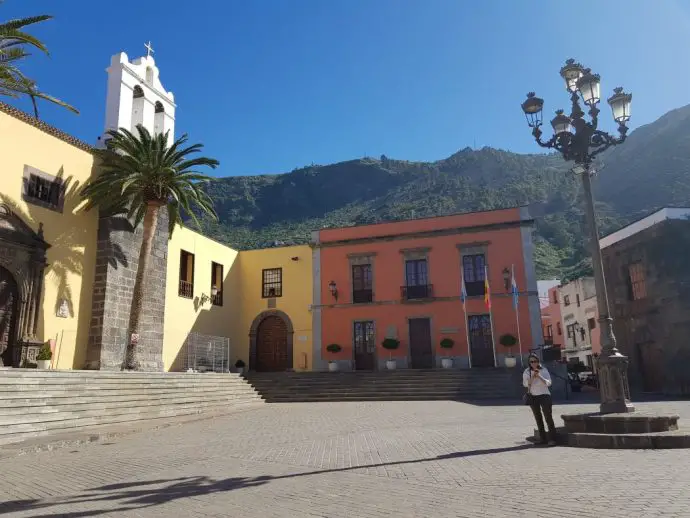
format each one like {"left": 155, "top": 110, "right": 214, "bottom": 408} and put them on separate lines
{"left": 192, "top": 104, "right": 690, "bottom": 279}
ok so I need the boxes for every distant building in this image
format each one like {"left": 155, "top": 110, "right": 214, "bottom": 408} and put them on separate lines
{"left": 558, "top": 277, "right": 600, "bottom": 366}
{"left": 541, "top": 285, "right": 563, "bottom": 356}
{"left": 601, "top": 207, "right": 690, "bottom": 395}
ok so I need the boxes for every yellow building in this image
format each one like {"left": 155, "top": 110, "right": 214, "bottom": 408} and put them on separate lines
{"left": 0, "top": 115, "right": 315, "bottom": 372}
{"left": 0, "top": 103, "right": 98, "bottom": 370}
{"left": 232, "top": 245, "right": 314, "bottom": 372}
{"left": 0, "top": 50, "right": 315, "bottom": 373}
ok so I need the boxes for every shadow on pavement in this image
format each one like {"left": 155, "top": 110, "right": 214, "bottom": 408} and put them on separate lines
{"left": 0, "top": 445, "right": 533, "bottom": 516}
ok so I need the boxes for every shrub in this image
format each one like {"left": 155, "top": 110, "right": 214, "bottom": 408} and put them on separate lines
{"left": 499, "top": 333, "right": 518, "bottom": 347}
{"left": 36, "top": 345, "right": 52, "bottom": 361}
{"left": 381, "top": 338, "right": 400, "bottom": 350}
{"left": 326, "top": 343, "right": 342, "bottom": 354}
{"left": 235, "top": 359, "right": 246, "bottom": 368}
{"left": 440, "top": 338, "right": 455, "bottom": 349}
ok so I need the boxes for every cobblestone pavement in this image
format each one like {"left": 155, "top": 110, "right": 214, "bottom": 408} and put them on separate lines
{"left": 2, "top": 399, "right": 690, "bottom": 517}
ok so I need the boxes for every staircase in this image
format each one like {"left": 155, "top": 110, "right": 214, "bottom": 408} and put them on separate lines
{"left": 0, "top": 369, "right": 264, "bottom": 446}
{"left": 246, "top": 369, "right": 524, "bottom": 403}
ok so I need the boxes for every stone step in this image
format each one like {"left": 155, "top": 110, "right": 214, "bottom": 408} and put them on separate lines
{"left": 0, "top": 392, "right": 264, "bottom": 415}
{"left": 566, "top": 430, "right": 690, "bottom": 449}
{"left": 0, "top": 369, "right": 244, "bottom": 379}
{"left": 0, "top": 400, "right": 264, "bottom": 446}
{"left": 0, "top": 394, "right": 263, "bottom": 425}
{"left": 0, "top": 382, "right": 258, "bottom": 396}
{"left": 263, "top": 394, "right": 517, "bottom": 402}
{"left": 0, "top": 387, "right": 261, "bottom": 406}
{"left": 0, "top": 377, "right": 252, "bottom": 388}
{"left": 0, "top": 384, "right": 256, "bottom": 396}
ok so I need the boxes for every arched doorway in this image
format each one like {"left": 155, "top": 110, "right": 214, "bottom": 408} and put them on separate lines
{"left": 0, "top": 266, "right": 19, "bottom": 367}
{"left": 249, "top": 310, "right": 294, "bottom": 372}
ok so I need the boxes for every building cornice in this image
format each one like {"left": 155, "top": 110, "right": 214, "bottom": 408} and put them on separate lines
{"left": 0, "top": 101, "right": 95, "bottom": 153}
{"left": 315, "top": 219, "right": 534, "bottom": 248}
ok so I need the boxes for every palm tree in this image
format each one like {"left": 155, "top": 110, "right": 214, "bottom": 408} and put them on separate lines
{"left": 0, "top": 12, "right": 78, "bottom": 115}
{"left": 81, "top": 126, "right": 219, "bottom": 370}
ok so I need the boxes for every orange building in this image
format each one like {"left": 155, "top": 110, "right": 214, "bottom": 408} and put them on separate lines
{"left": 310, "top": 207, "right": 542, "bottom": 371}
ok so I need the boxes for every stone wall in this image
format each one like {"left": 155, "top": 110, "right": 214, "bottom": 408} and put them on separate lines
{"left": 602, "top": 219, "right": 690, "bottom": 395}
{"left": 86, "top": 210, "right": 169, "bottom": 371}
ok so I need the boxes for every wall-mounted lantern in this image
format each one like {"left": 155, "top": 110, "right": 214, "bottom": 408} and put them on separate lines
{"left": 328, "top": 280, "right": 338, "bottom": 301}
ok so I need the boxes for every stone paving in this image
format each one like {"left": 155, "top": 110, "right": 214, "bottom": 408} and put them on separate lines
{"left": 1, "top": 399, "right": 690, "bottom": 517}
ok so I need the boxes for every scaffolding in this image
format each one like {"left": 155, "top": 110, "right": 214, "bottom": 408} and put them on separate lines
{"left": 181, "top": 332, "right": 231, "bottom": 373}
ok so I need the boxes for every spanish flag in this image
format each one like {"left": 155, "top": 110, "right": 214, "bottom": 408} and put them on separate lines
{"left": 483, "top": 265, "right": 491, "bottom": 310}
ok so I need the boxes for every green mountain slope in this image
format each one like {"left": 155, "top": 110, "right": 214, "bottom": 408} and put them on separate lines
{"left": 194, "top": 104, "right": 690, "bottom": 279}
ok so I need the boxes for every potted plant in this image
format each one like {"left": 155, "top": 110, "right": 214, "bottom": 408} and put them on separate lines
{"left": 440, "top": 338, "right": 455, "bottom": 369}
{"left": 326, "top": 343, "right": 342, "bottom": 372}
{"left": 234, "top": 359, "right": 246, "bottom": 375}
{"left": 36, "top": 345, "right": 52, "bottom": 370}
{"left": 382, "top": 338, "right": 400, "bottom": 370}
{"left": 499, "top": 333, "right": 518, "bottom": 368}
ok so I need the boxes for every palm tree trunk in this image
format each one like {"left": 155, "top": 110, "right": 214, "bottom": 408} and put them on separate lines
{"left": 123, "top": 202, "right": 161, "bottom": 370}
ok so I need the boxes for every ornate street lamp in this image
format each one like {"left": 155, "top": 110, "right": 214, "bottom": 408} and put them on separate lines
{"left": 521, "top": 58, "right": 634, "bottom": 414}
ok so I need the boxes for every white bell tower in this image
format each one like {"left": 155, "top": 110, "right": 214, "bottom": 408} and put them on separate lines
{"left": 101, "top": 42, "right": 176, "bottom": 145}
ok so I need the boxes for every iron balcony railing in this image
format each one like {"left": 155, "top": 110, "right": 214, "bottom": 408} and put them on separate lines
{"left": 401, "top": 284, "right": 433, "bottom": 301}
{"left": 211, "top": 291, "right": 223, "bottom": 306}
{"left": 352, "top": 289, "right": 373, "bottom": 304}
{"left": 179, "top": 280, "right": 194, "bottom": 299}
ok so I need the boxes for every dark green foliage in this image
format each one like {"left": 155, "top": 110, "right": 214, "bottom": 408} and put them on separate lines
{"left": 326, "top": 344, "right": 342, "bottom": 354}
{"left": 499, "top": 333, "right": 518, "bottom": 347}
{"left": 440, "top": 338, "right": 455, "bottom": 349}
{"left": 36, "top": 344, "right": 52, "bottom": 360}
{"left": 189, "top": 105, "right": 690, "bottom": 279}
{"left": 381, "top": 338, "right": 400, "bottom": 350}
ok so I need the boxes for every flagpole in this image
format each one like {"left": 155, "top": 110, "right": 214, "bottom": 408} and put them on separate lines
{"left": 485, "top": 265, "right": 497, "bottom": 368}
{"left": 512, "top": 264, "right": 524, "bottom": 368}
{"left": 461, "top": 278, "right": 472, "bottom": 369}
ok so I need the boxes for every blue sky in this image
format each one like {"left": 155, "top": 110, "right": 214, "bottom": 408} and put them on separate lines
{"left": 5, "top": 0, "right": 690, "bottom": 176}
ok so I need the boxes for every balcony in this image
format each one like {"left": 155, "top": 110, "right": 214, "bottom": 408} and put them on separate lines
{"left": 179, "top": 280, "right": 194, "bottom": 299}
{"left": 352, "top": 289, "right": 373, "bottom": 304}
{"left": 401, "top": 284, "right": 433, "bottom": 301}
{"left": 544, "top": 337, "right": 554, "bottom": 346}
{"left": 211, "top": 291, "right": 223, "bottom": 306}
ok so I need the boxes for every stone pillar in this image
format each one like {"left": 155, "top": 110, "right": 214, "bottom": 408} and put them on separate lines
{"left": 86, "top": 210, "right": 169, "bottom": 371}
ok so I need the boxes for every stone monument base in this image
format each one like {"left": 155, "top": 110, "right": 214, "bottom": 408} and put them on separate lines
{"left": 527, "top": 412, "right": 690, "bottom": 449}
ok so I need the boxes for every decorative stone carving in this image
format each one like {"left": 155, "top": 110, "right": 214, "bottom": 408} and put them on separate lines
{"left": 0, "top": 204, "right": 50, "bottom": 366}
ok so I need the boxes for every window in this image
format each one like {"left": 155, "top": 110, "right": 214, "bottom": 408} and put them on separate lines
{"left": 211, "top": 262, "right": 223, "bottom": 306}
{"left": 566, "top": 323, "right": 578, "bottom": 346}
{"left": 179, "top": 250, "right": 194, "bottom": 298}
{"left": 576, "top": 294, "right": 581, "bottom": 307}
{"left": 23, "top": 173, "right": 62, "bottom": 211}
{"left": 557, "top": 322, "right": 562, "bottom": 335}
{"left": 353, "top": 321, "right": 375, "bottom": 355}
{"left": 586, "top": 354, "right": 593, "bottom": 370}
{"left": 352, "top": 264, "right": 373, "bottom": 303}
{"left": 404, "top": 259, "right": 431, "bottom": 299}
{"left": 588, "top": 317, "right": 596, "bottom": 343}
{"left": 262, "top": 268, "right": 282, "bottom": 298}
{"left": 546, "top": 325, "right": 553, "bottom": 338}
{"left": 628, "top": 262, "right": 647, "bottom": 301}
{"left": 580, "top": 328, "right": 586, "bottom": 342}
{"left": 553, "top": 292, "right": 558, "bottom": 304}
{"left": 463, "top": 254, "right": 486, "bottom": 296}
{"left": 564, "top": 295, "right": 571, "bottom": 306}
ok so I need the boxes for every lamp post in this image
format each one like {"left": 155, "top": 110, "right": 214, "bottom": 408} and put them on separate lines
{"left": 521, "top": 59, "right": 634, "bottom": 414}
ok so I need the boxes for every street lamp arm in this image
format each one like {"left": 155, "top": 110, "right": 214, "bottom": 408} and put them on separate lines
{"left": 532, "top": 126, "right": 558, "bottom": 149}
{"left": 589, "top": 129, "right": 627, "bottom": 159}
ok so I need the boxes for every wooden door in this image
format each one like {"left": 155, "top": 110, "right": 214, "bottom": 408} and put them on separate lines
{"left": 409, "top": 318, "right": 433, "bottom": 369}
{"left": 255, "top": 316, "right": 289, "bottom": 372}
{"left": 468, "top": 314, "right": 495, "bottom": 368}
{"left": 0, "top": 267, "right": 18, "bottom": 367}
{"left": 353, "top": 321, "right": 376, "bottom": 371}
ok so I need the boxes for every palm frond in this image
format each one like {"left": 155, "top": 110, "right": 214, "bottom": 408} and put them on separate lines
{"left": 82, "top": 125, "right": 220, "bottom": 235}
